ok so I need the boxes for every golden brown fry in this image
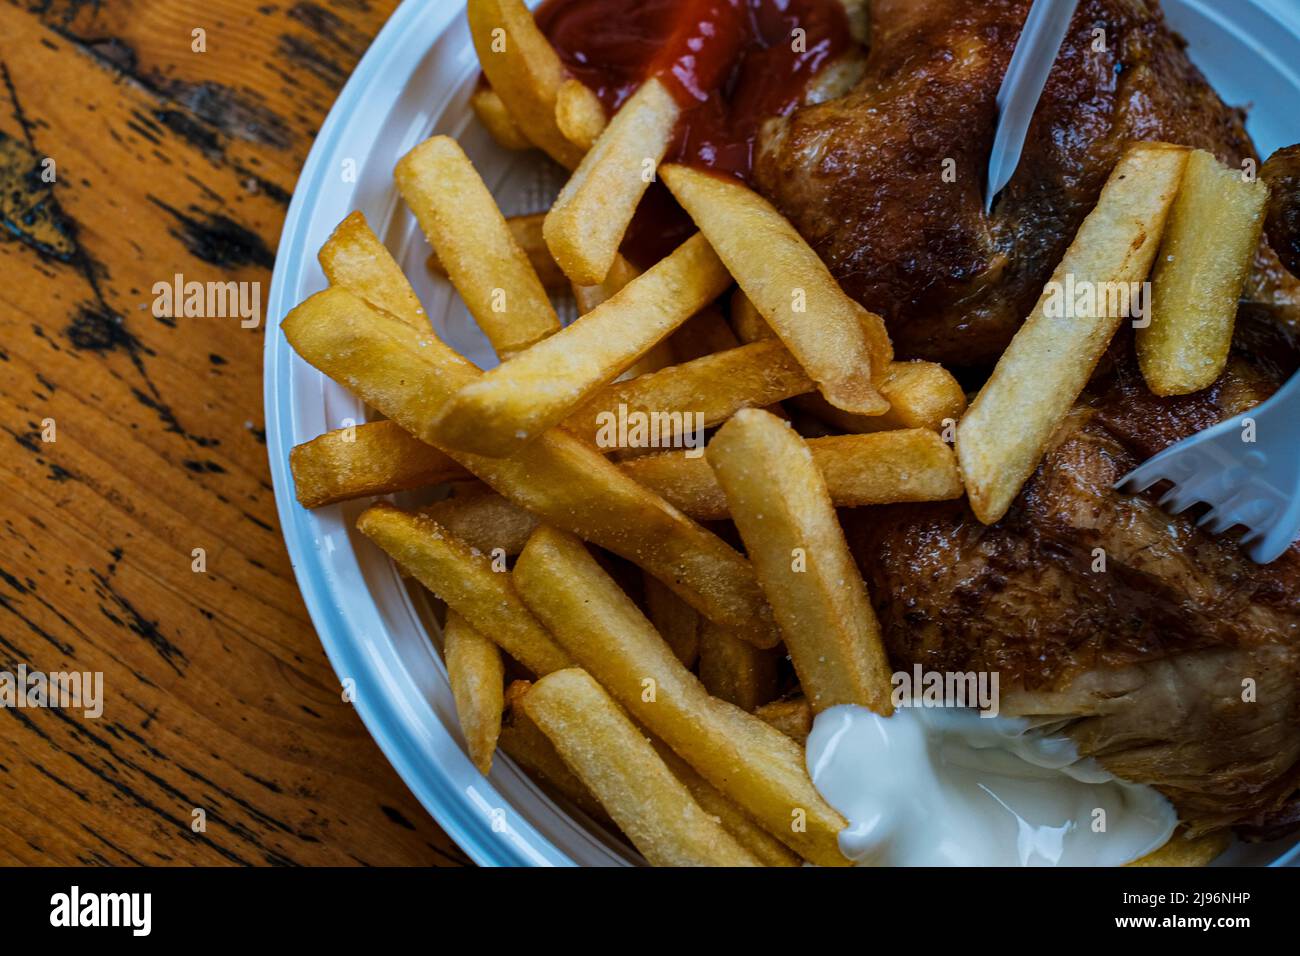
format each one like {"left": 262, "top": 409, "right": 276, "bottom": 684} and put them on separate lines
{"left": 521, "top": 668, "right": 760, "bottom": 867}
{"left": 566, "top": 340, "right": 814, "bottom": 449}
{"left": 727, "top": 293, "right": 966, "bottom": 433}
{"left": 513, "top": 526, "right": 849, "bottom": 866}
{"left": 754, "top": 697, "right": 813, "bottom": 745}
{"left": 572, "top": 251, "right": 640, "bottom": 313}
{"left": 1138, "top": 149, "right": 1269, "bottom": 396}
{"left": 290, "top": 421, "right": 468, "bottom": 509}
{"left": 957, "top": 143, "right": 1189, "bottom": 524}
{"left": 623, "top": 429, "right": 963, "bottom": 520}
{"left": 395, "top": 136, "right": 561, "bottom": 358}
{"left": 555, "top": 78, "right": 608, "bottom": 151}
{"left": 422, "top": 491, "right": 540, "bottom": 557}
{"left": 544, "top": 77, "right": 680, "bottom": 285}
{"left": 466, "top": 0, "right": 585, "bottom": 168}
{"left": 1126, "top": 828, "right": 1231, "bottom": 867}
{"left": 428, "top": 212, "right": 568, "bottom": 293}
{"left": 697, "top": 620, "right": 780, "bottom": 713}
{"left": 730, "top": 288, "right": 774, "bottom": 343}
{"left": 798, "top": 361, "right": 967, "bottom": 434}
{"left": 431, "top": 233, "right": 732, "bottom": 457}
{"left": 651, "top": 741, "right": 802, "bottom": 867}
{"left": 708, "top": 410, "right": 894, "bottom": 714}
{"left": 470, "top": 84, "right": 532, "bottom": 151}
{"left": 282, "top": 287, "right": 778, "bottom": 647}
{"left": 444, "top": 611, "right": 505, "bottom": 775}
{"left": 642, "top": 572, "right": 701, "bottom": 668}
{"left": 356, "top": 503, "right": 571, "bottom": 676}
{"left": 572, "top": 254, "right": 675, "bottom": 378}
{"left": 319, "top": 211, "right": 429, "bottom": 330}
{"left": 662, "top": 162, "right": 892, "bottom": 415}
{"left": 498, "top": 708, "right": 612, "bottom": 825}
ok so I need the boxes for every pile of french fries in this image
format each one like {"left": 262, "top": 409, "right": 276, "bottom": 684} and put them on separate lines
{"left": 281, "top": 0, "right": 1264, "bottom": 867}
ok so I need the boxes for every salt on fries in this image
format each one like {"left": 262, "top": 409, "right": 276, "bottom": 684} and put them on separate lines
{"left": 428, "top": 212, "right": 568, "bottom": 294}
{"left": 545, "top": 77, "right": 680, "bottom": 285}
{"left": 395, "top": 136, "right": 560, "bottom": 358}
{"left": 356, "top": 502, "right": 572, "bottom": 677}
{"left": 661, "top": 163, "right": 893, "bottom": 416}
{"left": 431, "top": 232, "right": 732, "bottom": 456}
{"left": 283, "top": 283, "right": 778, "bottom": 648}
{"left": 466, "top": 0, "right": 585, "bottom": 168}
{"left": 512, "top": 525, "right": 850, "bottom": 866}
{"left": 290, "top": 420, "right": 464, "bottom": 509}
{"left": 443, "top": 610, "right": 505, "bottom": 775}
{"left": 957, "top": 143, "right": 1189, "bottom": 524}
{"left": 1137, "top": 148, "right": 1269, "bottom": 396}
{"left": 520, "top": 667, "right": 761, "bottom": 866}
{"left": 624, "top": 429, "right": 963, "bottom": 520}
{"left": 707, "top": 410, "right": 894, "bottom": 715}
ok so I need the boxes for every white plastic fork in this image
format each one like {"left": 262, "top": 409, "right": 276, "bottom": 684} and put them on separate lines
{"left": 1115, "top": 370, "right": 1300, "bottom": 564}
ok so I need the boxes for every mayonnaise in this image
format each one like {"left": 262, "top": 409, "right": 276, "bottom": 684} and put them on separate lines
{"left": 806, "top": 704, "right": 1178, "bottom": 866}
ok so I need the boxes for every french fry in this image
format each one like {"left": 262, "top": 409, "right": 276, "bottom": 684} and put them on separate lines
{"left": 444, "top": 611, "right": 505, "bottom": 775}
{"left": 730, "top": 288, "right": 772, "bottom": 343}
{"left": 544, "top": 77, "right": 681, "bottom": 285}
{"left": 513, "top": 525, "right": 849, "bottom": 866}
{"left": 290, "top": 420, "right": 468, "bottom": 509}
{"left": 1138, "top": 149, "right": 1269, "bottom": 396}
{"left": 623, "top": 429, "right": 964, "bottom": 520}
{"left": 498, "top": 705, "right": 612, "bottom": 825}
{"left": 431, "top": 233, "right": 732, "bottom": 457}
{"left": 1126, "top": 828, "right": 1231, "bottom": 867}
{"left": 428, "top": 212, "right": 568, "bottom": 293}
{"left": 555, "top": 78, "right": 608, "bottom": 152}
{"left": 282, "top": 286, "right": 778, "bottom": 647}
{"left": 356, "top": 503, "right": 572, "bottom": 676}
{"left": 466, "top": 0, "right": 585, "bottom": 168}
{"left": 565, "top": 340, "right": 814, "bottom": 449}
{"left": 573, "top": 251, "right": 640, "bottom": 313}
{"left": 470, "top": 84, "right": 532, "bottom": 151}
{"left": 650, "top": 741, "right": 801, "bottom": 867}
{"left": 572, "top": 253, "right": 675, "bottom": 378}
{"left": 957, "top": 143, "right": 1189, "bottom": 524}
{"left": 319, "top": 211, "right": 430, "bottom": 331}
{"left": 642, "top": 572, "right": 701, "bottom": 668}
{"left": 797, "top": 361, "right": 967, "bottom": 434}
{"left": 728, "top": 292, "right": 967, "bottom": 433}
{"left": 395, "top": 136, "right": 561, "bottom": 358}
{"left": 521, "top": 668, "right": 760, "bottom": 867}
{"left": 661, "top": 162, "right": 892, "bottom": 415}
{"left": 422, "top": 491, "right": 540, "bottom": 557}
{"left": 697, "top": 620, "right": 780, "bottom": 713}
{"left": 708, "top": 410, "right": 894, "bottom": 714}
{"left": 754, "top": 697, "right": 813, "bottom": 745}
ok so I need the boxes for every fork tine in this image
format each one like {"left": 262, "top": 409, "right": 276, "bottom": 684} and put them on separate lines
{"left": 1116, "top": 458, "right": 1170, "bottom": 494}
{"left": 1197, "top": 506, "right": 1239, "bottom": 535}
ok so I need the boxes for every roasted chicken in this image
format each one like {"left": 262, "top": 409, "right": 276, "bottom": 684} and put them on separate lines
{"left": 757, "top": 0, "right": 1300, "bottom": 837}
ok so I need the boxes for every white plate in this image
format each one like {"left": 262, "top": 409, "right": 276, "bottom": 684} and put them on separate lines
{"left": 264, "top": 0, "right": 1300, "bottom": 867}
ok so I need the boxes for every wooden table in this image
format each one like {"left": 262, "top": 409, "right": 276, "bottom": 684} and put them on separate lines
{"left": 0, "top": 0, "right": 469, "bottom": 866}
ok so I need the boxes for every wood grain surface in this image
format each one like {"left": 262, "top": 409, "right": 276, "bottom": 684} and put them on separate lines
{"left": 0, "top": 0, "right": 470, "bottom": 866}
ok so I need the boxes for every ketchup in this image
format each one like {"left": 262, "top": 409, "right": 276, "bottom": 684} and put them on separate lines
{"left": 533, "top": 0, "right": 851, "bottom": 264}
{"left": 535, "top": 0, "right": 851, "bottom": 182}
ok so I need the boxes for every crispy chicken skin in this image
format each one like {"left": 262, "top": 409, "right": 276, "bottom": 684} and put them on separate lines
{"left": 757, "top": 0, "right": 1300, "bottom": 366}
